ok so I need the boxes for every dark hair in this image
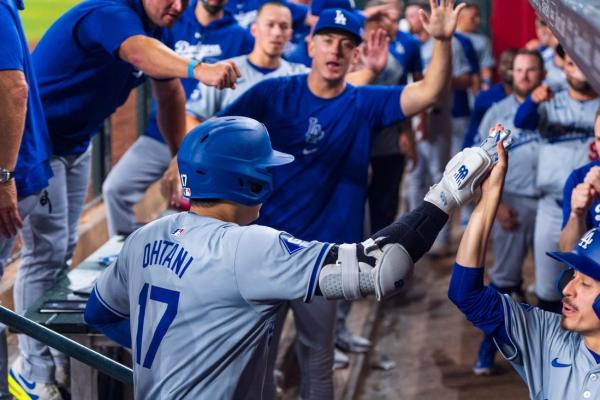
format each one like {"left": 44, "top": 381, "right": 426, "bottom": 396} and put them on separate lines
{"left": 514, "top": 48, "right": 545, "bottom": 71}
{"left": 256, "top": 0, "right": 290, "bottom": 17}
{"left": 190, "top": 199, "right": 224, "bottom": 208}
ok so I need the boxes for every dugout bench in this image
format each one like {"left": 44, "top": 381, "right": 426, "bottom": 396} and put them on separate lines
{"left": 21, "top": 236, "right": 128, "bottom": 400}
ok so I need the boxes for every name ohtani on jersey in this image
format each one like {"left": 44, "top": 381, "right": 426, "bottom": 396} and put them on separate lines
{"left": 142, "top": 240, "right": 194, "bottom": 278}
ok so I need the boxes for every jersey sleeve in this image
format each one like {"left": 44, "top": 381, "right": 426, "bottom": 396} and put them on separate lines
{"left": 186, "top": 82, "right": 226, "bottom": 120}
{"left": 479, "top": 36, "right": 495, "bottom": 69}
{"left": 233, "top": 226, "right": 332, "bottom": 304}
{"left": 0, "top": 5, "right": 24, "bottom": 71}
{"left": 94, "top": 239, "right": 132, "bottom": 318}
{"left": 75, "top": 5, "right": 147, "bottom": 57}
{"left": 216, "top": 79, "right": 271, "bottom": 120}
{"left": 496, "top": 295, "right": 567, "bottom": 391}
{"left": 358, "top": 85, "right": 405, "bottom": 131}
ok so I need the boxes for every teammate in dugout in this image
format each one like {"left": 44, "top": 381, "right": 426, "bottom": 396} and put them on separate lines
{"left": 451, "top": 123, "right": 600, "bottom": 400}
{"left": 85, "top": 115, "right": 507, "bottom": 398}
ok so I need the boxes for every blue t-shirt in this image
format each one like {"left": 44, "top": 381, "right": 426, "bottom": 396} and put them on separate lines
{"left": 226, "top": 0, "right": 308, "bottom": 29}
{"left": 562, "top": 160, "right": 600, "bottom": 229}
{"left": 33, "top": 0, "right": 174, "bottom": 155}
{"left": 453, "top": 32, "right": 479, "bottom": 118}
{"left": 391, "top": 31, "right": 423, "bottom": 85}
{"left": 144, "top": 8, "right": 254, "bottom": 143}
{"left": 0, "top": 0, "right": 52, "bottom": 197}
{"left": 463, "top": 83, "right": 508, "bottom": 148}
{"left": 217, "top": 74, "right": 404, "bottom": 243}
{"left": 285, "top": 39, "right": 311, "bottom": 67}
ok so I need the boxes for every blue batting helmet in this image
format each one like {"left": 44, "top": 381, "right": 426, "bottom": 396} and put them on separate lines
{"left": 549, "top": 228, "right": 600, "bottom": 318}
{"left": 177, "top": 116, "right": 294, "bottom": 205}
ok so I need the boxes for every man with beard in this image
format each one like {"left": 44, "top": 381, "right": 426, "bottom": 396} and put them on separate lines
{"left": 102, "top": 0, "right": 254, "bottom": 237}
{"left": 472, "top": 49, "right": 545, "bottom": 375}
{"left": 8, "top": 0, "right": 241, "bottom": 397}
{"left": 160, "top": 2, "right": 466, "bottom": 398}
{"left": 515, "top": 53, "right": 600, "bottom": 313}
{"left": 450, "top": 133, "right": 600, "bottom": 399}
{"left": 463, "top": 48, "right": 516, "bottom": 148}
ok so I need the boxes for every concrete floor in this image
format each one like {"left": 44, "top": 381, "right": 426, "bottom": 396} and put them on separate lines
{"left": 358, "top": 238, "right": 533, "bottom": 400}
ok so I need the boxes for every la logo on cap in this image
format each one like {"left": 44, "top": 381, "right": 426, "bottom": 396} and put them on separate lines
{"left": 579, "top": 230, "right": 596, "bottom": 249}
{"left": 334, "top": 9, "right": 347, "bottom": 25}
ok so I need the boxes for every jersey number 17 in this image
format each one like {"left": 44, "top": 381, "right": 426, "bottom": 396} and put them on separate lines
{"left": 136, "top": 283, "right": 180, "bottom": 368}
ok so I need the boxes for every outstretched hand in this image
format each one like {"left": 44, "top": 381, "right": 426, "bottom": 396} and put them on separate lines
{"left": 479, "top": 124, "right": 509, "bottom": 206}
{"left": 360, "top": 28, "right": 389, "bottom": 76}
{"left": 419, "top": 0, "right": 465, "bottom": 41}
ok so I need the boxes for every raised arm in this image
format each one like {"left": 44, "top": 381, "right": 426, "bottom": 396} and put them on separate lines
{"left": 152, "top": 78, "right": 186, "bottom": 155}
{"left": 400, "top": 0, "right": 466, "bottom": 117}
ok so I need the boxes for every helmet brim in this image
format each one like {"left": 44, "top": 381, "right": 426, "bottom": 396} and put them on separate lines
{"left": 547, "top": 251, "right": 600, "bottom": 281}
{"left": 257, "top": 150, "right": 295, "bottom": 167}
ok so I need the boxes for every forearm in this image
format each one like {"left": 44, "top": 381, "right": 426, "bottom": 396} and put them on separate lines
{"left": 0, "top": 70, "right": 28, "bottom": 169}
{"left": 451, "top": 74, "right": 472, "bottom": 90}
{"left": 119, "top": 35, "right": 192, "bottom": 80}
{"left": 400, "top": 40, "right": 452, "bottom": 116}
{"left": 153, "top": 80, "right": 186, "bottom": 155}
{"left": 456, "top": 196, "right": 497, "bottom": 268}
{"left": 559, "top": 213, "right": 588, "bottom": 251}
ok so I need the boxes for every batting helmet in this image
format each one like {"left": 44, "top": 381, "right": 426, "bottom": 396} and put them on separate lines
{"left": 548, "top": 228, "right": 600, "bottom": 318}
{"left": 177, "top": 116, "right": 294, "bottom": 205}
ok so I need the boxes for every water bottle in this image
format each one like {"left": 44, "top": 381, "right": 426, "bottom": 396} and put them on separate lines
{"left": 479, "top": 128, "right": 512, "bottom": 163}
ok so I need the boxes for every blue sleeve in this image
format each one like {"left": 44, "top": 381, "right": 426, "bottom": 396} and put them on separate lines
{"left": 514, "top": 95, "right": 540, "bottom": 130}
{"left": 358, "top": 85, "right": 405, "bottom": 131}
{"left": 216, "top": 79, "right": 270, "bottom": 120}
{"left": 408, "top": 39, "right": 423, "bottom": 74}
{"left": 287, "top": 1, "right": 308, "bottom": 27}
{"left": 455, "top": 33, "right": 480, "bottom": 74}
{"left": 448, "top": 263, "right": 510, "bottom": 344}
{"left": 463, "top": 94, "right": 487, "bottom": 148}
{"left": 76, "top": 4, "right": 147, "bottom": 57}
{"left": 0, "top": 5, "right": 24, "bottom": 71}
{"left": 84, "top": 289, "right": 132, "bottom": 348}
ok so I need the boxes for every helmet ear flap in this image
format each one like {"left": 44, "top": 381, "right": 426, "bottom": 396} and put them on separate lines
{"left": 593, "top": 296, "right": 600, "bottom": 320}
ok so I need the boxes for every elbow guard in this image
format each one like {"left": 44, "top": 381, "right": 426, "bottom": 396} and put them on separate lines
{"left": 318, "top": 238, "right": 414, "bottom": 301}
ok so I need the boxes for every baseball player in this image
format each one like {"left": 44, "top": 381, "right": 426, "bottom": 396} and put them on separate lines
{"left": 0, "top": 0, "right": 53, "bottom": 398}
{"left": 514, "top": 52, "right": 600, "bottom": 313}
{"left": 102, "top": 0, "right": 254, "bottom": 237}
{"left": 450, "top": 134, "right": 600, "bottom": 400}
{"left": 456, "top": 1, "right": 494, "bottom": 91}
{"left": 472, "top": 49, "right": 544, "bottom": 376}
{"left": 85, "top": 115, "right": 506, "bottom": 399}
{"left": 462, "top": 48, "right": 516, "bottom": 148}
{"left": 560, "top": 108, "right": 600, "bottom": 251}
{"left": 9, "top": 0, "right": 241, "bottom": 397}
{"left": 159, "top": 3, "right": 465, "bottom": 397}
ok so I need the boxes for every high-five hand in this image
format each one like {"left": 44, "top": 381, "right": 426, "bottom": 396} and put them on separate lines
{"left": 419, "top": 0, "right": 466, "bottom": 41}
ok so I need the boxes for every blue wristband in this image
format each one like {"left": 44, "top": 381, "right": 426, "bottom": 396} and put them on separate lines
{"left": 187, "top": 59, "right": 200, "bottom": 79}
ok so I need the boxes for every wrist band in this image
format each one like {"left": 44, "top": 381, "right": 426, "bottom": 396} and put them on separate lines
{"left": 187, "top": 59, "right": 200, "bottom": 79}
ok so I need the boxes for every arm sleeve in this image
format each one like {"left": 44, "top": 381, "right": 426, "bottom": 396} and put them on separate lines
{"left": 84, "top": 289, "right": 132, "bottom": 348}
{"left": 514, "top": 95, "right": 541, "bottom": 130}
{"left": 186, "top": 82, "right": 226, "bottom": 120}
{"left": 407, "top": 39, "right": 423, "bottom": 74}
{"left": 93, "top": 241, "right": 131, "bottom": 318}
{"left": 216, "top": 80, "right": 270, "bottom": 120}
{"left": 75, "top": 5, "right": 147, "bottom": 57}
{"left": 234, "top": 226, "right": 332, "bottom": 303}
{"left": 358, "top": 85, "right": 405, "bottom": 131}
{"left": 459, "top": 35, "right": 480, "bottom": 74}
{"left": 562, "top": 171, "right": 577, "bottom": 228}
{"left": 0, "top": 5, "right": 24, "bottom": 71}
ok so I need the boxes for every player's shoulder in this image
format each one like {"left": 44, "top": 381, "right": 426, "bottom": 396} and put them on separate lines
{"left": 570, "top": 160, "right": 600, "bottom": 182}
{"left": 395, "top": 31, "right": 420, "bottom": 46}
{"left": 279, "top": 59, "right": 311, "bottom": 75}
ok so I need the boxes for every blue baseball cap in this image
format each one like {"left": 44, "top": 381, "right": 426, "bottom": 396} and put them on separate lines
{"left": 547, "top": 228, "right": 600, "bottom": 282}
{"left": 311, "top": 0, "right": 354, "bottom": 16}
{"left": 313, "top": 8, "right": 363, "bottom": 45}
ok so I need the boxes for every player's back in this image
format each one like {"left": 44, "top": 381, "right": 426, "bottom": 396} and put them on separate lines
{"left": 121, "top": 212, "right": 280, "bottom": 399}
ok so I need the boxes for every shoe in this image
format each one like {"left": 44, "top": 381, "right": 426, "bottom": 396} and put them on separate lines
{"left": 473, "top": 338, "right": 496, "bottom": 376}
{"left": 8, "top": 358, "right": 63, "bottom": 400}
{"left": 333, "top": 349, "right": 349, "bottom": 370}
{"left": 336, "top": 331, "right": 371, "bottom": 353}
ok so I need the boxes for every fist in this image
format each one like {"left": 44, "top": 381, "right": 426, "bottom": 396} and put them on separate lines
{"left": 531, "top": 84, "right": 553, "bottom": 104}
{"left": 584, "top": 166, "right": 600, "bottom": 193}
{"left": 196, "top": 61, "right": 241, "bottom": 90}
{"left": 496, "top": 202, "right": 519, "bottom": 231}
{"left": 571, "top": 182, "right": 596, "bottom": 216}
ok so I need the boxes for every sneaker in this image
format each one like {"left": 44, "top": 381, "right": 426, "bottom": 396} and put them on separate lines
{"left": 336, "top": 331, "right": 372, "bottom": 353}
{"left": 473, "top": 338, "right": 496, "bottom": 376}
{"left": 333, "top": 349, "right": 349, "bottom": 370}
{"left": 8, "top": 358, "right": 63, "bottom": 400}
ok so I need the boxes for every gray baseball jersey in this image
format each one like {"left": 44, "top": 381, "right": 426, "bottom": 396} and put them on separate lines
{"left": 94, "top": 212, "right": 331, "bottom": 399}
{"left": 542, "top": 46, "right": 568, "bottom": 92}
{"left": 420, "top": 36, "right": 472, "bottom": 77}
{"left": 462, "top": 32, "right": 495, "bottom": 69}
{"left": 533, "top": 91, "right": 599, "bottom": 199}
{"left": 186, "top": 55, "right": 310, "bottom": 121}
{"left": 496, "top": 295, "right": 600, "bottom": 399}
{"left": 478, "top": 95, "right": 540, "bottom": 197}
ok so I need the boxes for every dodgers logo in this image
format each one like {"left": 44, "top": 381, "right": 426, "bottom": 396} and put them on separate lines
{"left": 579, "top": 230, "right": 595, "bottom": 249}
{"left": 303, "top": 117, "right": 325, "bottom": 155}
{"left": 279, "top": 233, "right": 309, "bottom": 255}
{"left": 334, "top": 9, "right": 347, "bottom": 25}
{"left": 453, "top": 165, "right": 469, "bottom": 185}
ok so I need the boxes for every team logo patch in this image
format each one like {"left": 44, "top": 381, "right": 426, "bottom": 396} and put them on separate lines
{"left": 172, "top": 228, "right": 185, "bottom": 237}
{"left": 279, "top": 233, "right": 309, "bottom": 255}
{"left": 579, "top": 230, "right": 595, "bottom": 249}
{"left": 184, "top": 187, "right": 191, "bottom": 197}
{"left": 334, "top": 9, "right": 347, "bottom": 25}
{"left": 303, "top": 117, "right": 324, "bottom": 155}
{"left": 551, "top": 357, "right": 571, "bottom": 368}
{"left": 453, "top": 164, "right": 469, "bottom": 186}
